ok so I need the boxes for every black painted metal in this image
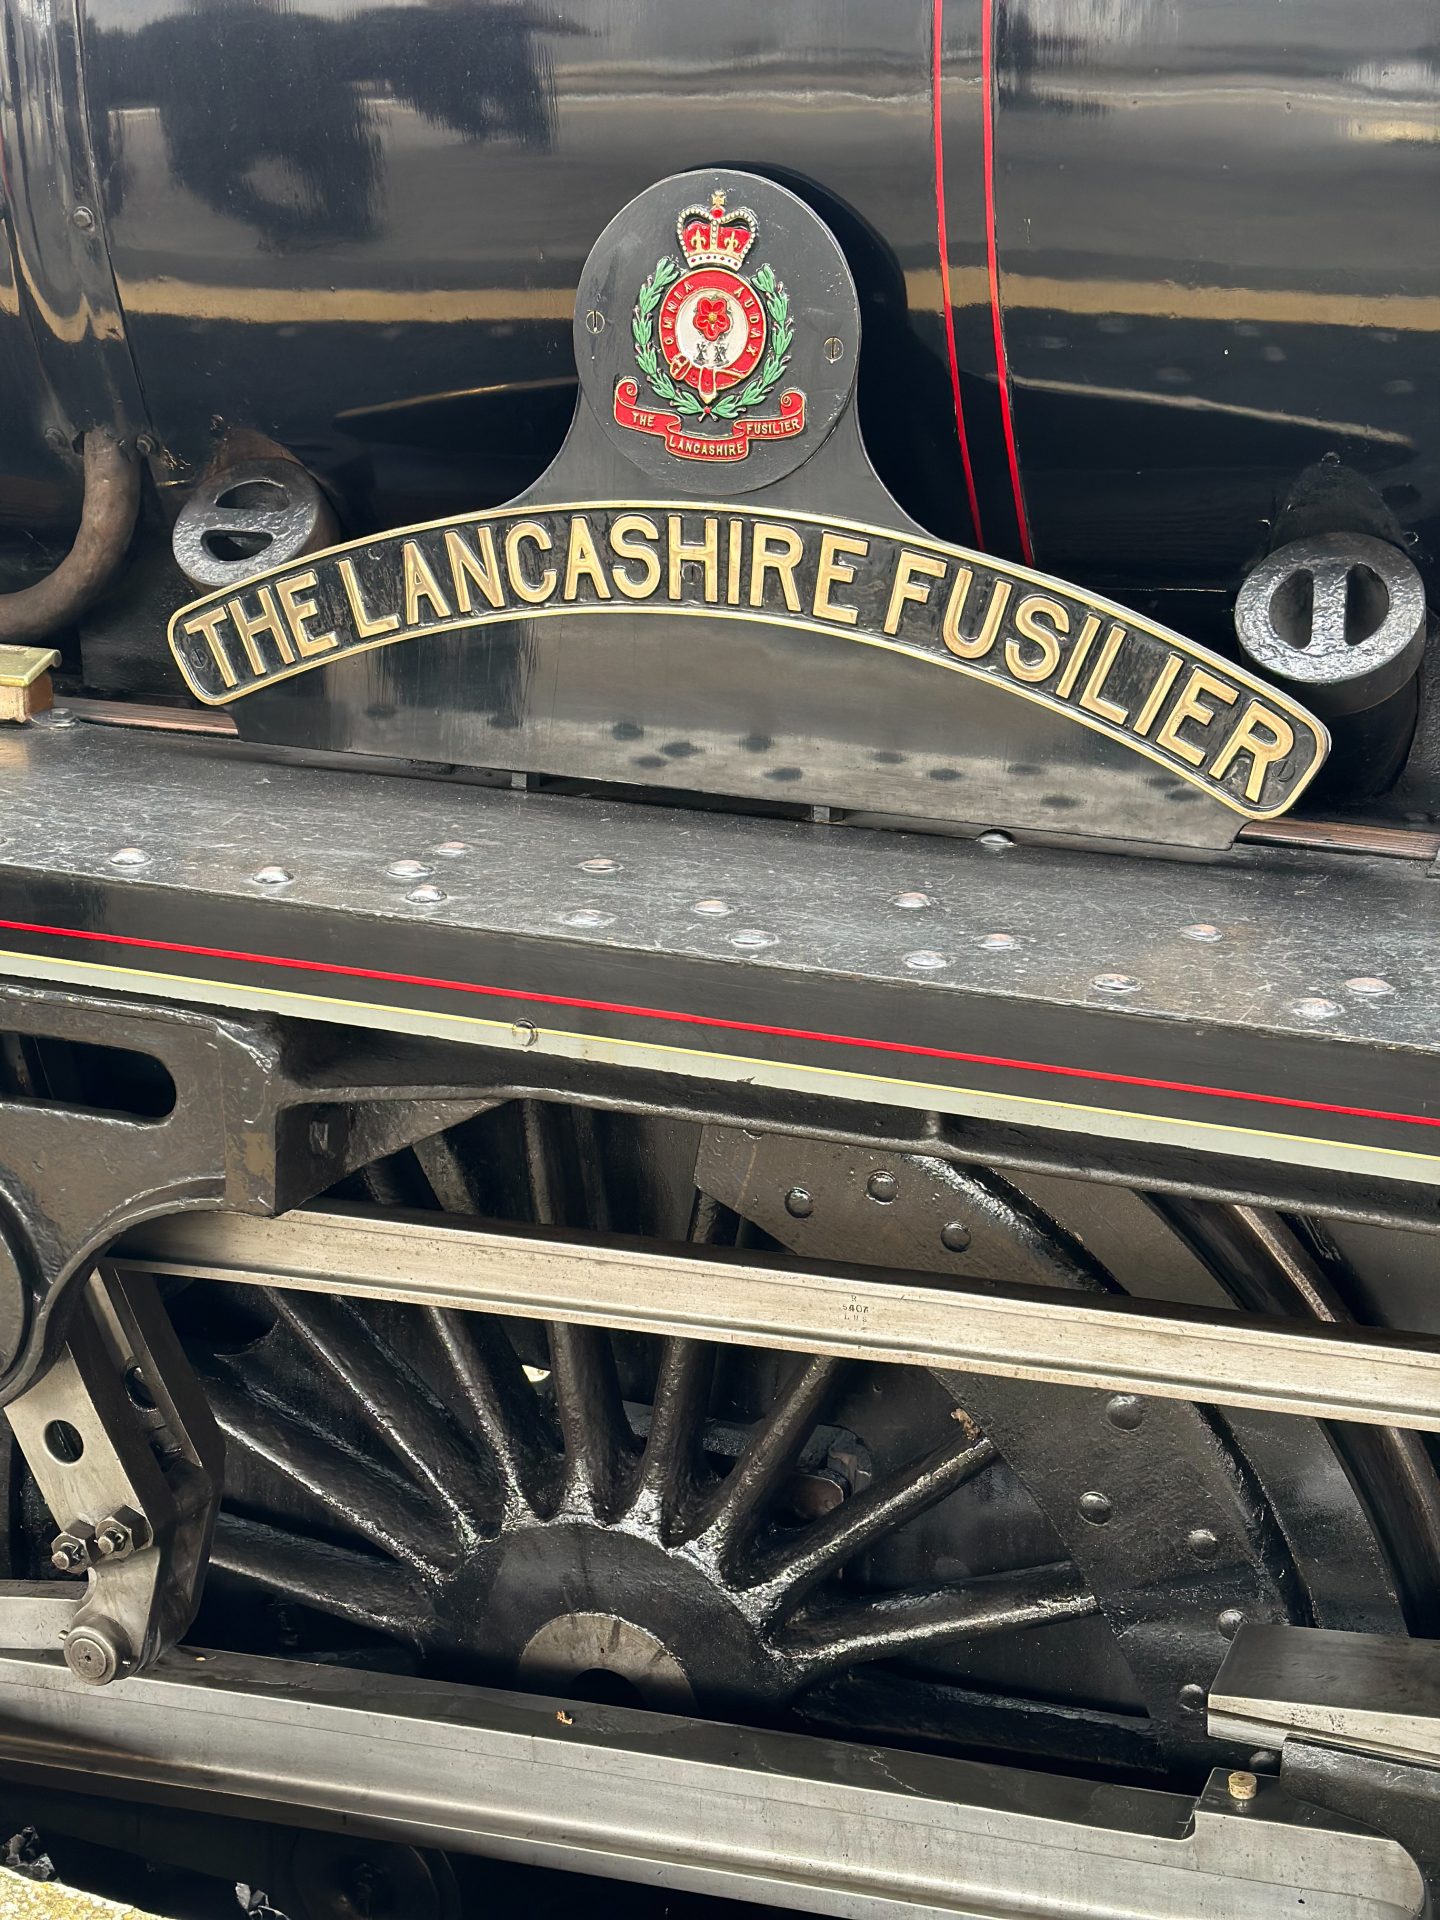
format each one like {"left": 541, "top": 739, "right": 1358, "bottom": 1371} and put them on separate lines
{"left": 0, "top": 979, "right": 500, "bottom": 1402}
{"left": 164, "top": 166, "right": 1324, "bottom": 852}
{"left": 2, "top": 721, "right": 1439, "bottom": 1215}
{"left": 0, "top": 0, "right": 1432, "bottom": 619}
{"left": 696, "top": 1128, "right": 1415, "bottom": 1769}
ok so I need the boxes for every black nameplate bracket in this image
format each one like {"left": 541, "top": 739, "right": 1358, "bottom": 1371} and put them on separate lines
{"left": 168, "top": 170, "right": 1327, "bottom": 852}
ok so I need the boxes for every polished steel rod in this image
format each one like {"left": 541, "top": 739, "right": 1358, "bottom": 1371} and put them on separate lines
{"left": 114, "top": 1205, "right": 1440, "bottom": 1433}
{"left": 0, "top": 1615, "right": 1419, "bottom": 1920}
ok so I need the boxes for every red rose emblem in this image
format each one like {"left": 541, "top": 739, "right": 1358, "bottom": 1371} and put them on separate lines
{"left": 694, "top": 295, "right": 732, "bottom": 342}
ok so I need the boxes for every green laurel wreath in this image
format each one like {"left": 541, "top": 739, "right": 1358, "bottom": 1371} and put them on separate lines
{"left": 631, "top": 255, "right": 793, "bottom": 422}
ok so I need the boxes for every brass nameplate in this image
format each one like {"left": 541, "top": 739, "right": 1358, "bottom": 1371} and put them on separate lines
{"left": 169, "top": 501, "right": 1327, "bottom": 820}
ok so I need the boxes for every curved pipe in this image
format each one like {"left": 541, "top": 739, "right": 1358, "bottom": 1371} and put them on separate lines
{"left": 0, "top": 430, "right": 140, "bottom": 643}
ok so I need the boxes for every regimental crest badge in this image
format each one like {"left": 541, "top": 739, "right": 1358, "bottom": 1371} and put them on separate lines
{"left": 614, "top": 190, "right": 807, "bottom": 463}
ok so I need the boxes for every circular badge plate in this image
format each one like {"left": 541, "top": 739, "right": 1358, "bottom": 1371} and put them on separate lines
{"left": 574, "top": 169, "right": 861, "bottom": 495}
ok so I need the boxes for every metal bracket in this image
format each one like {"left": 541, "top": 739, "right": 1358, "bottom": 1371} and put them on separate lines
{"left": 0, "top": 979, "right": 497, "bottom": 1405}
{"left": 2, "top": 1265, "right": 222, "bottom": 1682}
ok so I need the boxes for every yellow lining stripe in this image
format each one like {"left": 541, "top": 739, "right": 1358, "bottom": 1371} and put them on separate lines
{"left": 2, "top": 945, "right": 1436, "bottom": 1184}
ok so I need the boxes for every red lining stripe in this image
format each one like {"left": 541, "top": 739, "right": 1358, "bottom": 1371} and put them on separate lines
{"left": 980, "top": 0, "right": 1034, "bottom": 563}
{"left": 931, "top": 0, "right": 985, "bottom": 547}
{"left": 0, "top": 914, "right": 1436, "bottom": 1137}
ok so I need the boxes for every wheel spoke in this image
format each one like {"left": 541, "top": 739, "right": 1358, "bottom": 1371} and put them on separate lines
{"left": 267, "top": 1291, "right": 488, "bottom": 1540}
{"left": 210, "top": 1514, "right": 433, "bottom": 1644}
{"left": 205, "top": 1371, "right": 448, "bottom": 1575}
{"left": 750, "top": 1426, "right": 999, "bottom": 1617}
{"left": 774, "top": 1563, "right": 1098, "bottom": 1683}
{"left": 547, "top": 1321, "right": 633, "bottom": 1520}
{"left": 627, "top": 1337, "right": 714, "bottom": 1538}
{"left": 694, "top": 1355, "right": 844, "bottom": 1574}
{"left": 423, "top": 1307, "right": 551, "bottom": 1519}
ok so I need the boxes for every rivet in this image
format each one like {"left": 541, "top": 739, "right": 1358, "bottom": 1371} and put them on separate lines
{"left": 1178, "top": 1683, "right": 1207, "bottom": 1714}
{"left": 511, "top": 1020, "right": 538, "bottom": 1047}
{"left": 1077, "top": 1491, "right": 1112, "bottom": 1525}
{"left": 70, "top": 205, "right": 95, "bottom": 232}
{"left": 432, "top": 840, "right": 470, "bottom": 857}
{"left": 1105, "top": 1394, "right": 1144, "bottom": 1431}
{"left": 560, "top": 908, "right": 614, "bottom": 928}
{"left": 1227, "top": 1769, "right": 1257, "bottom": 1803}
{"left": 823, "top": 336, "right": 844, "bottom": 363}
{"left": 406, "top": 884, "right": 447, "bottom": 905}
{"left": 693, "top": 898, "right": 730, "bottom": 915}
{"left": 1187, "top": 1527, "right": 1220, "bottom": 1561}
{"left": 866, "top": 1170, "right": 899, "bottom": 1203}
{"left": 1182, "top": 923, "right": 1223, "bottom": 943}
{"left": 890, "top": 891, "right": 931, "bottom": 910}
{"left": 1292, "top": 997, "right": 1340, "bottom": 1021}
{"left": 134, "top": 434, "right": 157, "bottom": 458}
{"left": 1092, "top": 972, "right": 1140, "bottom": 994}
{"left": 109, "top": 847, "right": 151, "bottom": 867}
{"left": 730, "top": 928, "right": 777, "bottom": 950}
{"left": 904, "top": 950, "right": 947, "bottom": 971}
{"left": 1218, "top": 1608, "right": 1245, "bottom": 1639}
{"left": 784, "top": 1186, "right": 814, "bottom": 1218}
{"left": 387, "top": 858, "right": 433, "bottom": 880}
{"left": 579, "top": 856, "right": 618, "bottom": 874}
{"left": 1344, "top": 976, "right": 1395, "bottom": 997}
{"left": 978, "top": 831, "right": 1013, "bottom": 852}
{"left": 940, "top": 1220, "right": 970, "bottom": 1252}
{"left": 979, "top": 932, "right": 1018, "bottom": 951}
{"left": 251, "top": 865, "right": 293, "bottom": 886}
{"left": 584, "top": 309, "right": 606, "bottom": 334}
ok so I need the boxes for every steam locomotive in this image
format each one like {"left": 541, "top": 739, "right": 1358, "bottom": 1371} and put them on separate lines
{"left": 0, "top": 2, "right": 1436, "bottom": 1915}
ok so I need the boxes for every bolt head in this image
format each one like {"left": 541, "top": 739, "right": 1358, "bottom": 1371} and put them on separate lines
{"left": 1105, "top": 1394, "right": 1145, "bottom": 1431}
{"left": 49, "top": 1533, "right": 88, "bottom": 1573}
{"left": 1092, "top": 972, "right": 1140, "bottom": 994}
{"left": 1292, "top": 997, "right": 1341, "bottom": 1021}
{"left": 70, "top": 205, "right": 95, "bottom": 232}
{"left": 63, "top": 1621, "right": 127, "bottom": 1685}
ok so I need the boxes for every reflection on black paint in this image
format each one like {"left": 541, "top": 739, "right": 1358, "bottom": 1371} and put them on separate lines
{"left": 92, "top": 2, "right": 564, "bottom": 250}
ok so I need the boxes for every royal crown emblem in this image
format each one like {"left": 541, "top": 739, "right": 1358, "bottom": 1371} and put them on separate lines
{"left": 614, "top": 188, "right": 807, "bottom": 462}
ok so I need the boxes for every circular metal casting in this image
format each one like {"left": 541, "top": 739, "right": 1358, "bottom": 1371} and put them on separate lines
{"left": 172, "top": 458, "right": 338, "bottom": 591}
{"left": 1235, "top": 532, "right": 1426, "bottom": 718}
